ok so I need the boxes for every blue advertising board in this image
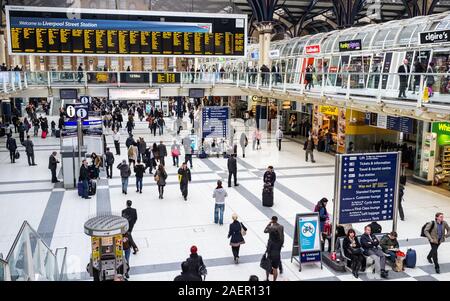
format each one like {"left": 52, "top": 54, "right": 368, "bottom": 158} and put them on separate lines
{"left": 338, "top": 152, "right": 399, "bottom": 224}
{"left": 202, "top": 106, "right": 229, "bottom": 139}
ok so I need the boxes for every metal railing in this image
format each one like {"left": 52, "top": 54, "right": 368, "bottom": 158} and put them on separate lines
{"left": 14, "top": 70, "right": 450, "bottom": 107}
{"left": 0, "top": 71, "right": 27, "bottom": 94}
{"left": 1, "top": 221, "right": 67, "bottom": 281}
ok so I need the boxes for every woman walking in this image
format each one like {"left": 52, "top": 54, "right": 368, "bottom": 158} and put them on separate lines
{"left": 213, "top": 180, "right": 228, "bottom": 225}
{"left": 228, "top": 213, "right": 247, "bottom": 264}
{"left": 128, "top": 143, "right": 138, "bottom": 169}
{"left": 266, "top": 230, "right": 282, "bottom": 281}
{"left": 155, "top": 164, "right": 168, "bottom": 199}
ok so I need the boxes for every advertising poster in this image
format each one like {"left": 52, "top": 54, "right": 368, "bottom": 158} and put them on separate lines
{"left": 298, "top": 216, "right": 321, "bottom": 252}
{"left": 337, "top": 108, "right": 346, "bottom": 153}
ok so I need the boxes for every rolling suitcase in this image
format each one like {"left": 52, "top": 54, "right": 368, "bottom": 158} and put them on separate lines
{"left": 55, "top": 129, "right": 61, "bottom": 138}
{"left": 262, "top": 184, "right": 273, "bottom": 207}
{"left": 41, "top": 131, "right": 47, "bottom": 139}
{"left": 405, "top": 248, "right": 416, "bottom": 268}
{"left": 77, "top": 181, "right": 83, "bottom": 197}
{"left": 88, "top": 180, "right": 97, "bottom": 196}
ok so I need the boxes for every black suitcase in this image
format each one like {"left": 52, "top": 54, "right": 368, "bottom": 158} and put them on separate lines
{"left": 262, "top": 184, "right": 273, "bottom": 207}
{"left": 55, "top": 129, "right": 61, "bottom": 138}
{"left": 88, "top": 180, "right": 97, "bottom": 196}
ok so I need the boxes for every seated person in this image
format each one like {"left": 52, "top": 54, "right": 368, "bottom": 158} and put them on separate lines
{"left": 380, "top": 231, "right": 399, "bottom": 263}
{"left": 360, "top": 225, "right": 389, "bottom": 279}
{"left": 343, "top": 229, "right": 366, "bottom": 278}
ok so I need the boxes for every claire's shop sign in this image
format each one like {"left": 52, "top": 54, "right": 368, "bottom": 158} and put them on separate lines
{"left": 339, "top": 39, "right": 362, "bottom": 52}
{"left": 420, "top": 30, "right": 450, "bottom": 44}
{"left": 305, "top": 45, "right": 320, "bottom": 54}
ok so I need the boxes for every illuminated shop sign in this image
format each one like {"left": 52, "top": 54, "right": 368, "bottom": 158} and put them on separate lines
{"left": 419, "top": 30, "right": 450, "bottom": 44}
{"left": 338, "top": 39, "right": 362, "bottom": 52}
{"left": 305, "top": 45, "right": 320, "bottom": 54}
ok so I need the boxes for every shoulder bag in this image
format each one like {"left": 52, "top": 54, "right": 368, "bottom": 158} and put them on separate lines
{"left": 240, "top": 223, "right": 247, "bottom": 236}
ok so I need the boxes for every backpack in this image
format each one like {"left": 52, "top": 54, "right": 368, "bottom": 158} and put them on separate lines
{"left": 420, "top": 221, "right": 435, "bottom": 237}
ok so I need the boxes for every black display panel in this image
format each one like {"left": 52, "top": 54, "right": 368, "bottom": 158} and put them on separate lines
{"left": 7, "top": 6, "right": 246, "bottom": 57}
{"left": 84, "top": 29, "right": 96, "bottom": 54}
{"left": 36, "top": 28, "right": 48, "bottom": 53}
{"left": 162, "top": 32, "right": 173, "bottom": 54}
{"left": 60, "top": 89, "right": 78, "bottom": 99}
{"left": 48, "top": 29, "right": 61, "bottom": 53}
{"left": 72, "top": 29, "right": 84, "bottom": 53}
{"left": 152, "top": 72, "right": 181, "bottom": 84}
{"left": 107, "top": 30, "right": 119, "bottom": 54}
{"left": 95, "top": 30, "right": 107, "bottom": 54}
{"left": 173, "top": 32, "right": 183, "bottom": 55}
{"left": 23, "top": 28, "right": 36, "bottom": 52}
{"left": 140, "top": 32, "right": 151, "bottom": 54}
{"left": 189, "top": 88, "right": 204, "bottom": 98}
{"left": 152, "top": 32, "right": 162, "bottom": 54}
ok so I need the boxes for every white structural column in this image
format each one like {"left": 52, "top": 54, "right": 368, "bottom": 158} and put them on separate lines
{"left": 0, "top": 34, "right": 6, "bottom": 65}
{"left": 256, "top": 22, "right": 273, "bottom": 68}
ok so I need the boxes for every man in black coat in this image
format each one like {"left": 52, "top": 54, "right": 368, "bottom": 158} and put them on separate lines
{"left": 397, "top": 58, "right": 410, "bottom": 98}
{"left": 105, "top": 147, "right": 115, "bottom": 179}
{"left": 173, "top": 261, "right": 202, "bottom": 281}
{"left": 122, "top": 200, "right": 139, "bottom": 254}
{"left": 6, "top": 134, "right": 17, "bottom": 163}
{"left": 177, "top": 162, "right": 192, "bottom": 201}
{"left": 22, "top": 135, "right": 36, "bottom": 166}
{"left": 79, "top": 159, "right": 91, "bottom": 199}
{"left": 125, "top": 134, "right": 135, "bottom": 149}
{"left": 185, "top": 246, "right": 205, "bottom": 281}
{"left": 48, "top": 151, "right": 60, "bottom": 183}
{"left": 263, "top": 166, "right": 276, "bottom": 187}
{"left": 227, "top": 154, "right": 239, "bottom": 188}
{"left": 158, "top": 141, "right": 167, "bottom": 166}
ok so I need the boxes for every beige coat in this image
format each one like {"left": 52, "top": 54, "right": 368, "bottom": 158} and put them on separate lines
{"left": 424, "top": 220, "right": 450, "bottom": 243}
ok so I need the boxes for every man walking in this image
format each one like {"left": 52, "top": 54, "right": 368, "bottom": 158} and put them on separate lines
{"left": 304, "top": 136, "right": 316, "bottom": 163}
{"left": 113, "top": 130, "right": 121, "bottom": 155}
{"left": 77, "top": 63, "right": 84, "bottom": 83}
{"left": 227, "top": 154, "right": 239, "bottom": 188}
{"left": 177, "top": 162, "right": 192, "bottom": 201}
{"left": 105, "top": 147, "right": 115, "bottom": 179}
{"left": 182, "top": 135, "right": 193, "bottom": 168}
{"left": 158, "top": 140, "right": 167, "bottom": 166}
{"left": 134, "top": 158, "right": 145, "bottom": 194}
{"left": 117, "top": 159, "right": 131, "bottom": 194}
{"left": 240, "top": 132, "right": 248, "bottom": 158}
{"left": 22, "top": 135, "right": 36, "bottom": 166}
{"left": 424, "top": 212, "right": 450, "bottom": 274}
{"left": 79, "top": 159, "right": 91, "bottom": 199}
{"left": 264, "top": 216, "right": 285, "bottom": 274}
{"left": 275, "top": 127, "right": 283, "bottom": 151}
{"left": 48, "top": 151, "right": 60, "bottom": 183}
{"left": 397, "top": 58, "right": 410, "bottom": 99}
{"left": 6, "top": 134, "right": 18, "bottom": 164}
{"left": 122, "top": 200, "right": 139, "bottom": 254}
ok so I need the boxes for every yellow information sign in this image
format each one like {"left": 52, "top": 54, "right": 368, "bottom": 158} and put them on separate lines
{"left": 319, "top": 105, "right": 339, "bottom": 116}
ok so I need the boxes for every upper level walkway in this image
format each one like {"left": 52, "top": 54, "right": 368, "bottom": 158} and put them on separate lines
{"left": 3, "top": 70, "right": 450, "bottom": 121}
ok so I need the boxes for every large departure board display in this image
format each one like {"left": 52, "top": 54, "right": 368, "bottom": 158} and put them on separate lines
{"left": 6, "top": 6, "right": 247, "bottom": 57}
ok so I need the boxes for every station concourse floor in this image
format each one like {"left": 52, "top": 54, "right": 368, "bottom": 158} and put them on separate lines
{"left": 1, "top": 114, "right": 450, "bottom": 281}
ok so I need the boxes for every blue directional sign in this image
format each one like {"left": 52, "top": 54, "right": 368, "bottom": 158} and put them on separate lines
{"left": 202, "top": 106, "right": 229, "bottom": 139}
{"left": 65, "top": 104, "right": 89, "bottom": 120}
{"left": 338, "top": 152, "right": 399, "bottom": 224}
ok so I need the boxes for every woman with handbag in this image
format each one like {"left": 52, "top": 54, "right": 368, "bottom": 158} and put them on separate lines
{"left": 155, "top": 164, "right": 168, "bottom": 199}
{"left": 171, "top": 140, "right": 181, "bottom": 167}
{"left": 228, "top": 213, "right": 247, "bottom": 264}
{"left": 343, "top": 229, "right": 366, "bottom": 278}
{"left": 266, "top": 230, "right": 282, "bottom": 281}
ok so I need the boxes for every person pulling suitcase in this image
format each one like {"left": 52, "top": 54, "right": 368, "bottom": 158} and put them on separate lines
{"left": 262, "top": 166, "right": 276, "bottom": 207}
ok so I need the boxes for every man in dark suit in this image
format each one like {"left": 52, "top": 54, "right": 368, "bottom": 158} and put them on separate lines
{"left": 6, "top": 134, "right": 17, "bottom": 164}
{"left": 48, "top": 151, "right": 59, "bottom": 183}
{"left": 122, "top": 200, "right": 139, "bottom": 254}
{"left": 398, "top": 59, "right": 410, "bottom": 98}
{"left": 79, "top": 159, "right": 91, "bottom": 199}
{"left": 227, "top": 154, "right": 239, "bottom": 188}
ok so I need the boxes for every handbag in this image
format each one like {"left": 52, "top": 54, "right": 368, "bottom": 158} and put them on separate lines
{"left": 259, "top": 252, "right": 272, "bottom": 272}
{"left": 154, "top": 174, "right": 160, "bottom": 182}
{"left": 172, "top": 148, "right": 180, "bottom": 156}
{"left": 240, "top": 223, "right": 247, "bottom": 236}
{"left": 14, "top": 151, "right": 20, "bottom": 159}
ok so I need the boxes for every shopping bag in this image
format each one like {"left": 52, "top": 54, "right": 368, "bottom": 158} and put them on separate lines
{"left": 260, "top": 253, "right": 272, "bottom": 272}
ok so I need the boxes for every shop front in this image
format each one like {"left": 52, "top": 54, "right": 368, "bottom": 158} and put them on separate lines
{"left": 426, "top": 122, "right": 450, "bottom": 189}
{"left": 312, "top": 105, "right": 346, "bottom": 153}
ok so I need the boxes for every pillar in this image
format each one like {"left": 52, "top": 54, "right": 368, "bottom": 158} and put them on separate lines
{"left": 256, "top": 22, "right": 273, "bottom": 68}
{"left": 0, "top": 34, "right": 7, "bottom": 65}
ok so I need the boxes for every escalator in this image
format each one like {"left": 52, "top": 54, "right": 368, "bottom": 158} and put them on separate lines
{"left": 0, "top": 221, "right": 67, "bottom": 281}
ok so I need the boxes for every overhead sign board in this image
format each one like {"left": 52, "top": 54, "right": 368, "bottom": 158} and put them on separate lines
{"left": 202, "top": 106, "right": 229, "bottom": 139}
{"left": 6, "top": 5, "right": 246, "bottom": 57}
{"left": 305, "top": 44, "right": 320, "bottom": 54}
{"left": 339, "top": 39, "right": 362, "bottom": 52}
{"left": 319, "top": 105, "right": 338, "bottom": 116}
{"left": 65, "top": 103, "right": 88, "bottom": 120}
{"left": 432, "top": 122, "right": 450, "bottom": 146}
{"left": 268, "top": 49, "right": 280, "bottom": 59}
{"left": 419, "top": 29, "right": 450, "bottom": 44}
{"left": 108, "top": 88, "right": 160, "bottom": 100}
{"left": 151, "top": 72, "right": 181, "bottom": 84}
{"left": 337, "top": 152, "right": 400, "bottom": 224}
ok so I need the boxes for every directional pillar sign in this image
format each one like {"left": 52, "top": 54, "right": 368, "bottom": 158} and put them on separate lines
{"left": 79, "top": 96, "right": 92, "bottom": 104}
{"left": 66, "top": 104, "right": 89, "bottom": 120}
{"left": 202, "top": 106, "right": 229, "bottom": 139}
{"left": 337, "top": 152, "right": 400, "bottom": 224}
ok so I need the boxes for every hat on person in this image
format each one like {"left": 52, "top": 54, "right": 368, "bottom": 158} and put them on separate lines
{"left": 190, "top": 245, "right": 198, "bottom": 254}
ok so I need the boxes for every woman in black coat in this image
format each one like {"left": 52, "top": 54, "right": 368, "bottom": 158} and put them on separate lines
{"left": 228, "top": 213, "right": 247, "bottom": 264}
{"left": 342, "top": 229, "right": 366, "bottom": 278}
{"left": 266, "top": 231, "right": 282, "bottom": 281}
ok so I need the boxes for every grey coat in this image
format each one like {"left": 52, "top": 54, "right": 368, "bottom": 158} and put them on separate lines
{"left": 158, "top": 143, "right": 167, "bottom": 157}
{"left": 22, "top": 140, "right": 34, "bottom": 155}
{"left": 156, "top": 169, "right": 167, "bottom": 186}
{"left": 424, "top": 220, "right": 450, "bottom": 243}
{"left": 239, "top": 133, "right": 247, "bottom": 149}
{"left": 117, "top": 162, "right": 131, "bottom": 178}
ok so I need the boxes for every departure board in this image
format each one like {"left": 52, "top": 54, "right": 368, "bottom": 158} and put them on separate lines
{"left": 194, "top": 32, "right": 204, "bottom": 55}
{"left": 95, "top": 30, "right": 107, "bottom": 54}
{"left": 214, "top": 33, "right": 224, "bottom": 55}
{"left": 118, "top": 30, "right": 129, "bottom": 54}
{"left": 162, "top": 32, "right": 173, "bottom": 54}
{"left": 129, "top": 30, "right": 140, "bottom": 54}
{"left": 72, "top": 29, "right": 84, "bottom": 53}
{"left": 204, "top": 33, "right": 214, "bottom": 55}
{"left": 60, "top": 29, "right": 71, "bottom": 53}
{"left": 140, "top": 32, "right": 151, "bottom": 54}
{"left": 107, "top": 30, "right": 118, "bottom": 54}
{"left": 36, "top": 28, "right": 48, "bottom": 52}
{"left": 23, "top": 28, "right": 36, "bottom": 52}
{"left": 48, "top": 29, "right": 61, "bottom": 53}
{"left": 11, "top": 27, "right": 23, "bottom": 52}
{"left": 173, "top": 32, "right": 183, "bottom": 55}
{"left": 152, "top": 72, "right": 181, "bottom": 84}
{"left": 225, "top": 32, "right": 233, "bottom": 55}
{"left": 84, "top": 29, "right": 95, "bottom": 53}
{"left": 7, "top": 6, "right": 247, "bottom": 57}
{"left": 184, "top": 32, "right": 194, "bottom": 54}
{"left": 152, "top": 32, "right": 162, "bottom": 54}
